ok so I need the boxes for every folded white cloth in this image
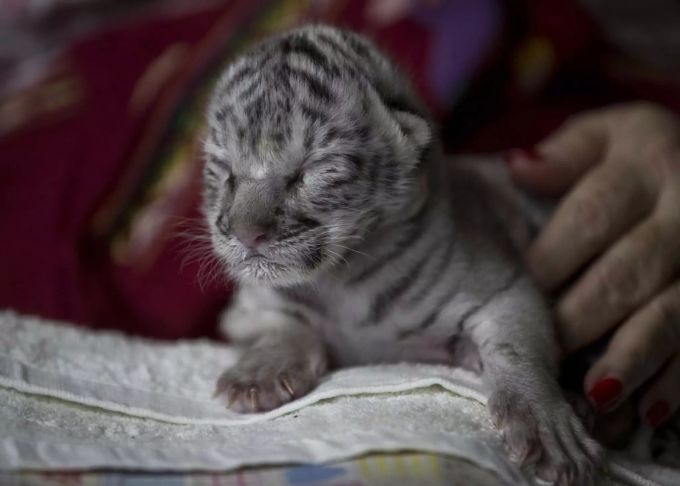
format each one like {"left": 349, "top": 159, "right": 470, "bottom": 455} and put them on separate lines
{"left": 0, "top": 311, "right": 677, "bottom": 486}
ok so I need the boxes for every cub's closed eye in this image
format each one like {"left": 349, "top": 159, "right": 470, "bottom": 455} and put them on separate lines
{"left": 207, "top": 166, "right": 234, "bottom": 191}
{"left": 286, "top": 170, "right": 304, "bottom": 190}
{"left": 204, "top": 168, "right": 220, "bottom": 181}
{"left": 226, "top": 172, "right": 236, "bottom": 191}
{"left": 208, "top": 155, "right": 232, "bottom": 172}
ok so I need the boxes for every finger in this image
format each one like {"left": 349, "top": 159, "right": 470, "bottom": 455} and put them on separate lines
{"left": 507, "top": 113, "right": 607, "bottom": 197}
{"left": 528, "top": 161, "right": 654, "bottom": 292}
{"left": 640, "top": 353, "right": 680, "bottom": 428}
{"left": 557, "top": 213, "right": 680, "bottom": 353}
{"left": 583, "top": 280, "right": 680, "bottom": 411}
{"left": 505, "top": 149, "right": 583, "bottom": 198}
{"left": 557, "top": 175, "right": 680, "bottom": 351}
{"left": 508, "top": 112, "right": 612, "bottom": 197}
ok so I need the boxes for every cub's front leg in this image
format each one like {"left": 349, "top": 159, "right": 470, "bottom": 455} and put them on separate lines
{"left": 467, "top": 276, "right": 603, "bottom": 485}
{"left": 214, "top": 286, "right": 327, "bottom": 413}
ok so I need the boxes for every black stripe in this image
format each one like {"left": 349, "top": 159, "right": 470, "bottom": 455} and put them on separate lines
{"left": 209, "top": 126, "right": 223, "bottom": 146}
{"left": 345, "top": 153, "right": 362, "bottom": 170}
{"left": 454, "top": 303, "right": 487, "bottom": 331}
{"left": 215, "top": 105, "right": 235, "bottom": 125}
{"left": 302, "top": 247, "right": 323, "bottom": 270}
{"left": 306, "top": 152, "right": 361, "bottom": 171}
{"left": 364, "top": 152, "right": 382, "bottom": 208}
{"left": 294, "top": 215, "right": 321, "bottom": 229}
{"left": 303, "top": 125, "right": 315, "bottom": 152}
{"left": 409, "top": 258, "right": 473, "bottom": 333}
{"left": 278, "top": 225, "right": 310, "bottom": 242}
{"left": 382, "top": 96, "right": 422, "bottom": 118}
{"left": 363, "top": 237, "right": 440, "bottom": 326}
{"left": 404, "top": 237, "right": 456, "bottom": 307}
{"left": 347, "top": 201, "right": 429, "bottom": 285}
{"left": 418, "top": 142, "right": 433, "bottom": 166}
{"left": 320, "top": 126, "right": 341, "bottom": 146}
{"left": 412, "top": 266, "right": 520, "bottom": 334}
{"left": 290, "top": 35, "right": 329, "bottom": 66}
{"left": 301, "top": 103, "right": 328, "bottom": 124}
{"left": 207, "top": 156, "right": 230, "bottom": 171}
{"left": 284, "top": 35, "right": 337, "bottom": 75}
{"left": 245, "top": 95, "right": 264, "bottom": 124}
{"left": 239, "top": 79, "right": 260, "bottom": 100}
{"left": 274, "top": 62, "right": 293, "bottom": 94}
{"left": 409, "top": 311, "right": 438, "bottom": 334}
{"left": 410, "top": 289, "right": 462, "bottom": 334}
{"left": 289, "top": 67, "right": 334, "bottom": 102}
{"left": 302, "top": 232, "right": 326, "bottom": 270}
{"left": 254, "top": 48, "right": 277, "bottom": 73}
{"left": 314, "top": 198, "right": 351, "bottom": 212}
{"left": 272, "top": 131, "right": 285, "bottom": 146}
{"left": 320, "top": 166, "right": 340, "bottom": 176}
{"left": 249, "top": 126, "right": 262, "bottom": 153}
{"left": 380, "top": 146, "right": 400, "bottom": 196}
{"left": 283, "top": 120, "right": 293, "bottom": 142}
{"left": 224, "top": 65, "right": 255, "bottom": 93}
{"left": 276, "top": 287, "right": 326, "bottom": 316}
{"left": 340, "top": 31, "right": 372, "bottom": 61}
{"left": 315, "top": 33, "right": 373, "bottom": 84}
{"left": 359, "top": 209, "right": 382, "bottom": 235}
{"left": 204, "top": 167, "right": 220, "bottom": 179}
{"left": 319, "top": 126, "right": 360, "bottom": 147}
{"left": 354, "top": 124, "right": 370, "bottom": 143}
{"left": 324, "top": 177, "right": 355, "bottom": 191}
{"left": 279, "top": 215, "right": 321, "bottom": 241}
{"left": 315, "top": 32, "right": 355, "bottom": 62}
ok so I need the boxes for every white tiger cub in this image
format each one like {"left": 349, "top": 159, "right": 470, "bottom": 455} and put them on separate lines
{"left": 202, "top": 25, "right": 602, "bottom": 485}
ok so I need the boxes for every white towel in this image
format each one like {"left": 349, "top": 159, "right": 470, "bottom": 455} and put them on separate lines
{"left": 0, "top": 311, "right": 677, "bottom": 486}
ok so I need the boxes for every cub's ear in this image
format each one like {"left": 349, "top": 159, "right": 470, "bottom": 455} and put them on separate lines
{"left": 391, "top": 110, "right": 432, "bottom": 152}
{"left": 391, "top": 110, "right": 433, "bottom": 167}
{"left": 368, "top": 88, "right": 434, "bottom": 165}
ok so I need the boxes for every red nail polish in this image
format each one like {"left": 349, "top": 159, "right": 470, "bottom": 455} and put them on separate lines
{"left": 504, "top": 148, "right": 542, "bottom": 166}
{"left": 645, "top": 400, "right": 670, "bottom": 428}
{"left": 588, "top": 378, "right": 622, "bottom": 410}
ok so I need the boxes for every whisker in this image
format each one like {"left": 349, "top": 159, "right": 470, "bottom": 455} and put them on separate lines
{"left": 331, "top": 243, "right": 376, "bottom": 260}
{"left": 325, "top": 248, "right": 349, "bottom": 267}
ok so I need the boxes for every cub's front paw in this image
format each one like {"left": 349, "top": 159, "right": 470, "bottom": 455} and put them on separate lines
{"left": 489, "top": 388, "right": 604, "bottom": 485}
{"left": 214, "top": 348, "right": 326, "bottom": 413}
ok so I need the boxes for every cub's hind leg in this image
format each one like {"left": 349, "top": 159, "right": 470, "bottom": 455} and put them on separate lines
{"left": 467, "top": 277, "right": 603, "bottom": 485}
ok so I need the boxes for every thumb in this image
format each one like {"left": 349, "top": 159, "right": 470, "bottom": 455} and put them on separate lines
{"left": 506, "top": 113, "right": 608, "bottom": 197}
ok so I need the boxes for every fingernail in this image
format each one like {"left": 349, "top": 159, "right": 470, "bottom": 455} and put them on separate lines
{"left": 588, "top": 378, "right": 622, "bottom": 410}
{"left": 504, "top": 147, "right": 543, "bottom": 166}
{"left": 645, "top": 400, "right": 670, "bottom": 428}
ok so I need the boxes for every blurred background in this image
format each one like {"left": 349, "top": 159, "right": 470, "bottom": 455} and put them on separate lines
{"left": 1, "top": 0, "right": 679, "bottom": 340}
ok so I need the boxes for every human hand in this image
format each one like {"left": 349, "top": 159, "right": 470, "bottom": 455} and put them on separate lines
{"left": 507, "top": 102, "right": 680, "bottom": 429}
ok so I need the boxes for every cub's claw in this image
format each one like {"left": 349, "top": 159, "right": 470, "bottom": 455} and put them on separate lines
{"left": 214, "top": 347, "right": 325, "bottom": 413}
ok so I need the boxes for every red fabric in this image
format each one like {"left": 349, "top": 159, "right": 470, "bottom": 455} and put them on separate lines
{"left": 0, "top": 5, "right": 234, "bottom": 339}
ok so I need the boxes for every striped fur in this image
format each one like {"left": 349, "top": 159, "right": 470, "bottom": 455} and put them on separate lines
{"left": 204, "top": 26, "right": 601, "bottom": 484}
{"left": 203, "top": 25, "right": 432, "bottom": 284}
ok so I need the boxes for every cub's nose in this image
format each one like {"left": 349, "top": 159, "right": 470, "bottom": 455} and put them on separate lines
{"left": 233, "top": 224, "right": 271, "bottom": 249}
